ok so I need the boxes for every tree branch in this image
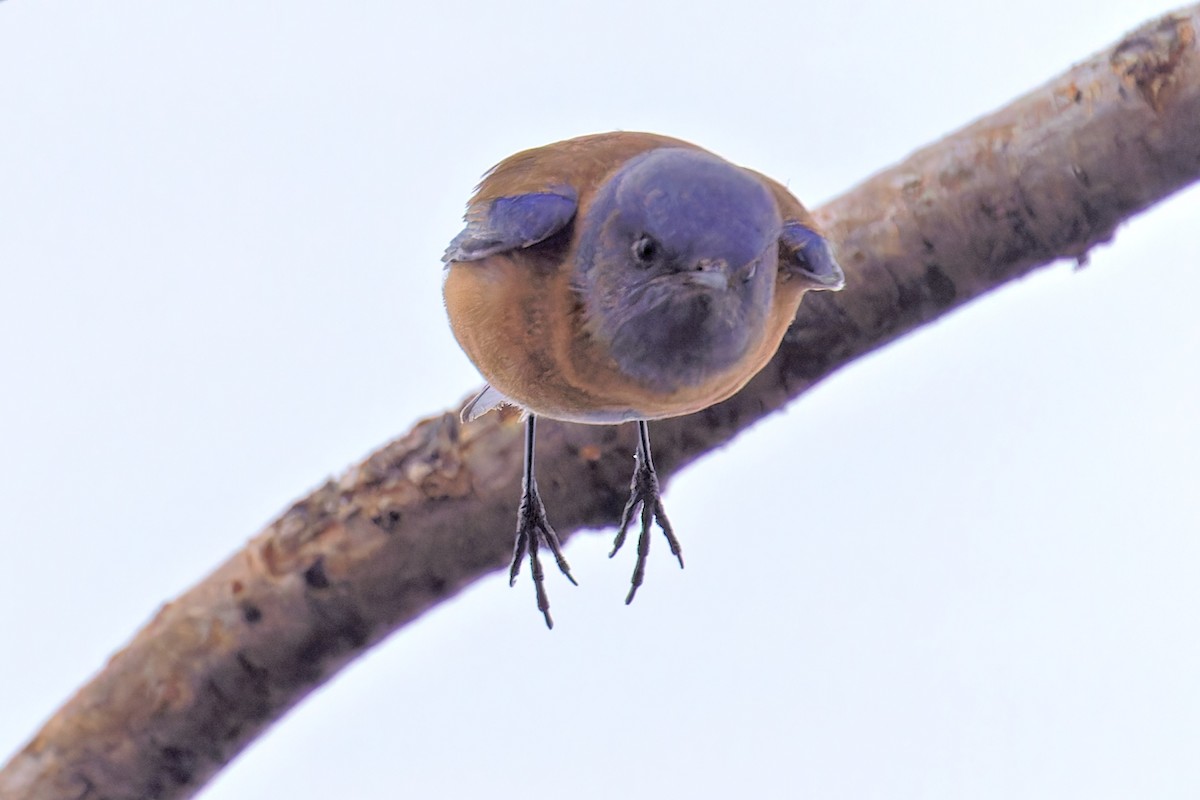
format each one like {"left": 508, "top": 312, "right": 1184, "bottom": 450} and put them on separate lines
{"left": 4, "top": 6, "right": 1198, "bottom": 799}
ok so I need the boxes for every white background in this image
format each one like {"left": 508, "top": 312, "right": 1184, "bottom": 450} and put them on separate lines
{"left": 2, "top": 1, "right": 1198, "bottom": 798}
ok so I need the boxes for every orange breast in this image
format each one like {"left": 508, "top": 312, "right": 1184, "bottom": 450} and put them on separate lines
{"left": 444, "top": 253, "right": 811, "bottom": 423}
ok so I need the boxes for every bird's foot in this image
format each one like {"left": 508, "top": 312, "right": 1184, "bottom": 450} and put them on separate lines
{"left": 510, "top": 479, "right": 577, "bottom": 628}
{"left": 609, "top": 450, "right": 684, "bottom": 604}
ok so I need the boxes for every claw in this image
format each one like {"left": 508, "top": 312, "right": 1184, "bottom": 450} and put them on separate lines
{"left": 611, "top": 421, "right": 684, "bottom": 603}
{"left": 510, "top": 415, "right": 576, "bottom": 628}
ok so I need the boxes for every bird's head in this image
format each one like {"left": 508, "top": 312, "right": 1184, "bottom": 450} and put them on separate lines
{"left": 575, "top": 147, "right": 840, "bottom": 392}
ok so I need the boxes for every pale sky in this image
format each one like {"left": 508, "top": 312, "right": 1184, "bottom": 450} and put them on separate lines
{"left": 2, "top": 2, "right": 1198, "bottom": 798}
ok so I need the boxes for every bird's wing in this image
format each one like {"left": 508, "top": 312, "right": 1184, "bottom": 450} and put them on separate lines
{"left": 442, "top": 190, "right": 577, "bottom": 263}
{"left": 779, "top": 222, "right": 845, "bottom": 290}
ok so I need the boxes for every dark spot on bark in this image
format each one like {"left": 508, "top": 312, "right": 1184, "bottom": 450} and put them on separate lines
{"left": 236, "top": 652, "right": 266, "bottom": 677}
{"left": 925, "top": 264, "right": 957, "bottom": 309}
{"left": 235, "top": 653, "right": 271, "bottom": 704}
{"left": 241, "top": 603, "right": 263, "bottom": 624}
{"left": 296, "top": 610, "right": 371, "bottom": 671}
{"left": 205, "top": 677, "right": 233, "bottom": 711}
{"left": 371, "top": 508, "right": 403, "bottom": 533}
{"left": 159, "top": 745, "right": 197, "bottom": 786}
{"left": 231, "top": 653, "right": 273, "bottom": 720}
{"left": 304, "top": 558, "right": 330, "bottom": 589}
{"left": 1020, "top": 195, "right": 1038, "bottom": 221}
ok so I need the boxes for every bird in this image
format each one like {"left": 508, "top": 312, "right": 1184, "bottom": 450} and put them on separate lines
{"left": 442, "top": 132, "right": 845, "bottom": 627}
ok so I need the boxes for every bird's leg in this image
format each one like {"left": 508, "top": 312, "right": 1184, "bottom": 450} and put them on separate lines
{"left": 610, "top": 420, "right": 684, "bottom": 604}
{"left": 510, "top": 414, "right": 577, "bottom": 628}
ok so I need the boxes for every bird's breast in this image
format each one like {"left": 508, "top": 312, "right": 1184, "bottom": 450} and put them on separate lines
{"left": 445, "top": 251, "right": 795, "bottom": 423}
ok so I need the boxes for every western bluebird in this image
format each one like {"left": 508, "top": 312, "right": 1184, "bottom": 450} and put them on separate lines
{"left": 443, "top": 132, "right": 844, "bottom": 627}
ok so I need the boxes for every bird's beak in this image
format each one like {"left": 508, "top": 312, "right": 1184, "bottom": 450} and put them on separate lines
{"left": 688, "top": 258, "right": 731, "bottom": 290}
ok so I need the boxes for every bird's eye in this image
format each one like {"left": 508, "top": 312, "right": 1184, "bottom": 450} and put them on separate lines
{"left": 631, "top": 235, "right": 660, "bottom": 266}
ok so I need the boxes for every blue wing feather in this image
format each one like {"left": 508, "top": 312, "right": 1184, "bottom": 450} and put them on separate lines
{"left": 442, "top": 189, "right": 578, "bottom": 263}
{"left": 779, "top": 222, "right": 845, "bottom": 289}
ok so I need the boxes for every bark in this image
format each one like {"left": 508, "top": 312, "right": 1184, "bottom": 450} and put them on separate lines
{"left": 3, "top": 6, "right": 1198, "bottom": 799}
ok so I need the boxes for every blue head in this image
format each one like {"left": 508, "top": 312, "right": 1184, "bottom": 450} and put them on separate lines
{"left": 574, "top": 148, "right": 782, "bottom": 392}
